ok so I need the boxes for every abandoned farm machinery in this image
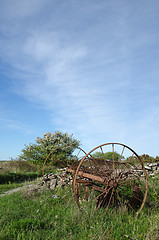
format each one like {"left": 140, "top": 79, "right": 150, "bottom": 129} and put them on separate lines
{"left": 43, "top": 143, "right": 148, "bottom": 218}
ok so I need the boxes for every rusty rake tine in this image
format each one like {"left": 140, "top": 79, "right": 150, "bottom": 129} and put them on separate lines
{"left": 78, "top": 183, "right": 106, "bottom": 202}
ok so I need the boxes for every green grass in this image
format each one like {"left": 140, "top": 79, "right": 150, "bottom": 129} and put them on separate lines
{"left": 0, "top": 177, "right": 42, "bottom": 194}
{"left": 0, "top": 176, "right": 159, "bottom": 240}
{"left": 0, "top": 182, "right": 25, "bottom": 194}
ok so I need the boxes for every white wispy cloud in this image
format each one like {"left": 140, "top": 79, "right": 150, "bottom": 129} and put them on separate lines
{"left": 0, "top": 0, "right": 159, "bottom": 156}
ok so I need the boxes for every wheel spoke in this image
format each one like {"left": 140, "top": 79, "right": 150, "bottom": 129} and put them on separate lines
{"left": 122, "top": 196, "right": 136, "bottom": 213}
{"left": 95, "top": 189, "right": 112, "bottom": 211}
{"left": 119, "top": 146, "right": 125, "bottom": 162}
{"left": 90, "top": 157, "right": 111, "bottom": 180}
{"left": 105, "top": 188, "right": 114, "bottom": 214}
{"left": 117, "top": 185, "right": 143, "bottom": 203}
{"left": 100, "top": 146, "right": 107, "bottom": 169}
{"left": 127, "top": 192, "right": 143, "bottom": 202}
{"left": 117, "top": 153, "right": 134, "bottom": 183}
{"left": 119, "top": 177, "right": 140, "bottom": 185}
{"left": 112, "top": 144, "right": 116, "bottom": 180}
{"left": 116, "top": 189, "right": 123, "bottom": 208}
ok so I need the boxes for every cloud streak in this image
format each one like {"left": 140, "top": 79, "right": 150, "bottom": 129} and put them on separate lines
{"left": 0, "top": 0, "right": 159, "bottom": 157}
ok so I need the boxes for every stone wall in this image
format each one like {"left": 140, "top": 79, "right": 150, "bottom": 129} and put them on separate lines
{"left": 42, "top": 168, "right": 73, "bottom": 190}
{"left": 42, "top": 162, "right": 159, "bottom": 191}
{"left": 144, "top": 162, "right": 159, "bottom": 177}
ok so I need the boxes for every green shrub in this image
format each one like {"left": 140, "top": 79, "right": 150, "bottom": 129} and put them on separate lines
{"left": 18, "top": 131, "right": 80, "bottom": 166}
{"left": 0, "top": 172, "right": 42, "bottom": 184}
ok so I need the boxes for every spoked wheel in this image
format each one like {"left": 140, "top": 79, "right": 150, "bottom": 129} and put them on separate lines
{"left": 73, "top": 143, "right": 148, "bottom": 218}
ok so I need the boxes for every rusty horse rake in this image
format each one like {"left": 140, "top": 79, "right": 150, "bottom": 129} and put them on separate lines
{"left": 43, "top": 143, "right": 148, "bottom": 218}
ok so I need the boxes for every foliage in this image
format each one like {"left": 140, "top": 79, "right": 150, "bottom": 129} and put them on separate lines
{"left": 18, "top": 131, "right": 80, "bottom": 166}
{"left": 92, "top": 151, "right": 124, "bottom": 161}
{"left": 139, "top": 154, "right": 159, "bottom": 163}
{"left": 125, "top": 154, "right": 159, "bottom": 163}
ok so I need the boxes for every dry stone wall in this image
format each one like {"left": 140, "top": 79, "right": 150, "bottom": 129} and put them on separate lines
{"left": 144, "top": 162, "right": 159, "bottom": 177}
{"left": 42, "top": 163, "right": 159, "bottom": 191}
{"left": 42, "top": 167, "right": 73, "bottom": 190}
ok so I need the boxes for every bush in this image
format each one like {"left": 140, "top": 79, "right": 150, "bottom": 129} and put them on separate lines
{"left": 18, "top": 131, "right": 80, "bottom": 166}
{"left": 0, "top": 172, "right": 42, "bottom": 184}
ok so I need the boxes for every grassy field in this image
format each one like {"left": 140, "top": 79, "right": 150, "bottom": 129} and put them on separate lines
{"left": 0, "top": 161, "right": 55, "bottom": 193}
{"left": 0, "top": 161, "right": 159, "bottom": 239}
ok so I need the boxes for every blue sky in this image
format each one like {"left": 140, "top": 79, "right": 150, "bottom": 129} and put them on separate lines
{"left": 0, "top": 0, "right": 159, "bottom": 160}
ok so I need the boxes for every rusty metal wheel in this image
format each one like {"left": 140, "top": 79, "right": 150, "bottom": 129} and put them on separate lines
{"left": 73, "top": 143, "right": 148, "bottom": 218}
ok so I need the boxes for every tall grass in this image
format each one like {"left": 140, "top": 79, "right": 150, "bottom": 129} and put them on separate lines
{"left": 0, "top": 175, "right": 159, "bottom": 240}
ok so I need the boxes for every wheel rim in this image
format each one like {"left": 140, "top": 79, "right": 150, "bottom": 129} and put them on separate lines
{"left": 73, "top": 143, "right": 148, "bottom": 218}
